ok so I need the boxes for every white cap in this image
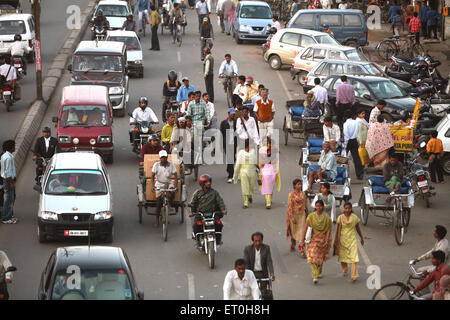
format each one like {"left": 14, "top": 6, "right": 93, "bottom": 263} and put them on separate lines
{"left": 159, "top": 150, "right": 168, "bottom": 158}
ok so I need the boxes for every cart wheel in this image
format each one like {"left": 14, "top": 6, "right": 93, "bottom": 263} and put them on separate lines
{"left": 180, "top": 202, "right": 185, "bottom": 224}
{"left": 162, "top": 205, "right": 169, "bottom": 242}
{"left": 360, "top": 193, "right": 369, "bottom": 226}
{"left": 394, "top": 210, "right": 405, "bottom": 246}
{"left": 402, "top": 208, "right": 411, "bottom": 228}
{"left": 283, "top": 120, "right": 288, "bottom": 146}
{"left": 138, "top": 203, "right": 143, "bottom": 224}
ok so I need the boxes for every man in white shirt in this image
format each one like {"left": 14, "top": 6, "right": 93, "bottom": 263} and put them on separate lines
{"left": 323, "top": 116, "right": 341, "bottom": 152}
{"left": 220, "top": 0, "right": 235, "bottom": 35}
{"left": 219, "top": 53, "right": 238, "bottom": 93}
{"left": 196, "top": 0, "right": 210, "bottom": 33}
{"left": 311, "top": 77, "right": 328, "bottom": 107}
{"left": 253, "top": 89, "right": 275, "bottom": 137}
{"left": 1, "top": 140, "right": 17, "bottom": 224}
{"left": 414, "top": 225, "right": 449, "bottom": 273}
{"left": 369, "top": 100, "right": 386, "bottom": 124}
{"left": 129, "top": 97, "right": 159, "bottom": 151}
{"left": 343, "top": 110, "right": 363, "bottom": 179}
{"left": 236, "top": 106, "right": 260, "bottom": 148}
{"left": 223, "top": 258, "right": 260, "bottom": 300}
{"left": 232, "top": 75, "right": 246, "bottom": 106}
{"left": 0, "top": 250, "right": 14, "bottom": 300}
{"left": 0, "top": 56, "right": 20, "bottom": 100}
{"left": 7, "top": 34, "right": 30, "bottom": 75}
{"left": 203, "top": 92, "right": 217, "bottom": 129}
{"left": 339, "top": 0, "right": 348, "bottom": 9}
{"left": 216, "top": 0, "right": 226, "bottom": 32}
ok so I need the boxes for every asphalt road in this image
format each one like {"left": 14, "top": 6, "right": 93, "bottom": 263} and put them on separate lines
{"left": 0, "top": 0, "right": 90, "bottom": 141}
{"left": 1, "top": 8, "right": 449, "bottom": 300}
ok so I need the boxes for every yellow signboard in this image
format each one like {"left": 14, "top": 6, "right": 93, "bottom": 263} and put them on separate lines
{"left": 412, "top": 98, "right": 421, "bottom": 128}
{"left": 391, "top": 126, "right": 413, "bottom": 151}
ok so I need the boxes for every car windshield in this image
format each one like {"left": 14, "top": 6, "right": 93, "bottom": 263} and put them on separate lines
{"left": 45, "top": 170, "right": 108, "bottom": 195}
{"left": 344, "top": 49, "right": 366, "bottom": 61}
{"left": 51, "top": 269, "right": 133, "bottom": 300}
{"left": 73, "top": 54, "right": 122, "bottom": 72}
{"left": 240, "top": 6, "right": 272, "bottom": 19}
{"left": 60, "top": 105, "right": 109, "bottom": 127}
{"left": 367, "top": 80, "right": 408, "bottom": 99}
{"left": 314, "top": 35, "right": 339, "bottom": 45}
{"left": 436, "top": 116, "right": 449, "bottom": 132}
{"left": 97, "top": 5, "right": 128, "bottom": 17}
{"left": 108, "top": 36, "right": 141, "bottom": 51}
{"left": 0, "top": 20, "right": 25, "bottom": 35}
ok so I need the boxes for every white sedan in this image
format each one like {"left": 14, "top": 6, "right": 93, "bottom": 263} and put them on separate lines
{"left": 107, "top": 30, "right": 144, "bottom": 78}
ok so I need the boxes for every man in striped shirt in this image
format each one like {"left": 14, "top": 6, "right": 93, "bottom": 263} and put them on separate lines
{"left": 409, "top": 12, "right": 422, "bottom": 44}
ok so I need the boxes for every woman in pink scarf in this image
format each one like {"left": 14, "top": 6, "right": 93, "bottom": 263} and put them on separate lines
{"left": 365, "top": 115, "right": 394, "bottom": 168}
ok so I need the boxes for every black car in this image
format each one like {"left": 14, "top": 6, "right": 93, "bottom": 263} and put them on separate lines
{"left": 38, "top": 246, "right": 144, "bottom": 300}
{"left": 322, "top": 75, "right": 417, "bottom": 122}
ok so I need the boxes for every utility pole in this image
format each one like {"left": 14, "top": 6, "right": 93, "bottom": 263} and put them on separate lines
{"left": 30, "top": 0, "right": 43, "bottom": 100}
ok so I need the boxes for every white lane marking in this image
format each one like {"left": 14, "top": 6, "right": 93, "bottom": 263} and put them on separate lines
{"left": 177, "top": 51, "right": 181, "bottom": 64}
{"left": 187, "top": 273, "right": 195, "bottom": 300}
{"left": 276, "top": 70, "right": 293, "bottom": 101}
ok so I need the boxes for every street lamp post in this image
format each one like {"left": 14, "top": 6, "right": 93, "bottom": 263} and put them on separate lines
{"left": 30, "top": 0, "right": 43, "bottom": 100}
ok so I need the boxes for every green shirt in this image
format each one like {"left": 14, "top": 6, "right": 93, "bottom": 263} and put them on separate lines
{"left": 189, "top": 188, "right": 226, "bottom": 213}
{"left": 187, "top": 100, "right": 210, "bottom": 123}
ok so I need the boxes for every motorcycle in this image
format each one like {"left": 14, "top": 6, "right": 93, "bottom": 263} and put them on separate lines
{"left": 406, "top": 154, "right": 435, "bottom": 208}
{"left": 33, "top": 154, "right": 51, "bottom": 185}
{"left": 163, "top": 96, "right": 179, "bottom": 122}
{"left": 0, "top": 82, "right": 15, "bottom": 112}
{"left": 91, "top": 25, "right": 107, "bottom": 41}
{"left": 261, "top": 25, "right": 277, "bottom": 55}
{"left": 129, "top": 116, "right": 157, "bottom": 154}
{"left": 12, "top": 56, "right": 25, "bottom": 79}
{"left": 0, "top": 266, "right": 16, "bottom": 300}
{"left": 190, "top": 211, "right": 222, "bottom": 269}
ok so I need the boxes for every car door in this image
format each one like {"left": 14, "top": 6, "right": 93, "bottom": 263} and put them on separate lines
{"left": 349, "top": 79, "right": 373, "bottom": 117}
{"left": 277, "top": 32, "right": 301, "bottom": 64}
{"left": 343, "top": 13, "right": 365, "bottom": 45}
{"left": 295, "top": 47, "right": 314, "bottom": 71}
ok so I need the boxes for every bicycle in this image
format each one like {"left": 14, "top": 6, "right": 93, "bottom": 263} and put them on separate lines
{"left": 219, "top": 73, "right": 237, "bottom": 108}
{"left": 155, "top": 186, "right": 177, "bottom": 242}
{"left": 256, "top": 277, "right": 273, "bottom": 300}
{"left": 138, "top": 10, "right": 149, "bottom": 37}
{"left": 372, "top": 260, "right": 428, "bottom": 300}
{"left": 376, "top": 34, "right": 425, "bottom": 61}
{"left": 171, "top": 18, "right": 182, "bottom": 47}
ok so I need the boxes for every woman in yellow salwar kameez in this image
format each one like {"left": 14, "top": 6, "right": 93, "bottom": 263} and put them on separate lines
{"left": 233, "top": 139, "right": 258, "bottom": 208}
{"left": 300, "top": 200, "right": 332, "bottom": 284}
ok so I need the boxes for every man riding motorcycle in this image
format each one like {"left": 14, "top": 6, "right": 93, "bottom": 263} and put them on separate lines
{"left": 140, "top": 134, "right": 164, "bottom": 165}
{"left": 7, "top": 34, "right": 30, "bottom": 75}
{"left": 129, "top": 97, "right": 159, "bottom": 152}
{"left": 0, "top": 55, "right": 20, "bottom": 101}
{"left": 189, "top": 174, "right": 227, "bottom": 247}
{"left": 33, "top": 127, "right": 60, "bottom": 185}
{"left": 122, "top": 13, "right": 137, "bottom": 32}
{"left": 162, "top": 70, "right": 181, "bottom": 122}
{"left": 91, "top": 10, "right": 110, "bottom": 40}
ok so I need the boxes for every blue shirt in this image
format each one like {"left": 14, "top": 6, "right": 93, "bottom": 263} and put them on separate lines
{"left": 419, "top": 6, "right": 429, "bottom": 22}
{"left": 137, "top": 0, "right": 150, "bottom": 12}
{"left": 389, "top": 5, "right": 401, "bottom": 20}
{"left": 392, "top": 14, "right": 403, "bottom": 27}
{"left": 0, "top": 151, "right": 16, "bottom": 180}
{"left": 176, "top": 85, "right": 197, "bottom": 103}
{"left": 426, "top": 9, "right": 437, "bottom": 26}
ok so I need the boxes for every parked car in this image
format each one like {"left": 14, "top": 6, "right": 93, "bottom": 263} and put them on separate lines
{"left": 420, "top": 114, "right": 450, "bottom": 174}
{"left": 52, "top": 85, "right": 114, "bottom": 163}
{"left": 0, "top": 0, "right": 22, "bottom": 15}
{"left": 263, "top": 28, "right": 340, "bottom": 70}
{"left": 322, "top": 75, "right": 417, "bottom": 122}
{"left": 232, "top": 1, "right": 273, "bottom": 44}
{"left": 38, "top": 246, "right": 144, "bottom": 300}
{"left": 92, "top": 0, "right": 131, "bottom": 30}
{"left": 287, "top": 9, "right": 368, "bottom": 47}
{"left": 289, "top": 44, "right": 366, "bottom": 85}
{"left": 0, "top": 13, "right": 34, "bottom": 62}
{"left": 106, "top": 30, "right": 143, "bottom": 78}
{"left": 34, "top": 152, "right": 114, "bottom": 243}
{"left": 68, "top": 40, "right": 129, "bottom": 117}
{"left": 297, "top": 59, "right": 412, "bottom": 93}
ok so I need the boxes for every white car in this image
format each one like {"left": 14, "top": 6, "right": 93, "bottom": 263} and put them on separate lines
{"left": 106, "top": 30, "right": 143, "bottom": 78}
{"left": 34, "top": 152, "right": 114, "bottom": 243}
{"left": 0, "top": 13, "right": 35, "bottom": 62}
{"left": 93, "top": 0, "right": 131, "bottom": 30}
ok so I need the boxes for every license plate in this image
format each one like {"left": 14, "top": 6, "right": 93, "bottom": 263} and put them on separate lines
{"left": 14, "top": 64, "right": 21, "bottom": 68}
{"left": 3, "top": 91, "right": 11, "bottom": 96}
{"left": 207, "top": 235, "right": 214, "bottom": 241}
{"left": 417, "top": 181, "right": 428, "bottom": 187}
{"left": 253, "top": 31, "right": 262, "bottom": 35}
{"left": 64, "top": 230, "right": 88, "bottom": 237}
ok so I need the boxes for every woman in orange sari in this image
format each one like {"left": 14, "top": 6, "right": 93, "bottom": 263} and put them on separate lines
{"left": 286, "top": 178, "right": 308, "bottom": 257}
{"left": 300, "top": 200, "right": 332, "bottom": 284}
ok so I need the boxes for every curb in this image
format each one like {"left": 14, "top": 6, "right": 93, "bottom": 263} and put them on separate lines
{"left": 13, "top": 0, "right": 97, "bottom": 175}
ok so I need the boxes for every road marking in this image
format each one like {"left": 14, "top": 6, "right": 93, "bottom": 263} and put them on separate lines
{"left": 177, "top": 51, "right": 181, "bottom": 64}
{"left": 358, "top": 242, "right": 387, "bottom": 300}
{"left": 187, "top": 273, "right": 195, "bottom": 300}
{"left": 276, "top": 70, "right": 293, "bottom": 101}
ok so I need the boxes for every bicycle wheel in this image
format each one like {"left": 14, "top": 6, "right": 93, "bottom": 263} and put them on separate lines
{"left": 162, "top": 203, "right": 169, "bottom": 241}
{"left": 402, "top": 208, "right": 411, "bottom": 228}
{"left": 372, "top": 283, "right": 410, "bottom": 300}
{"left": 411, "top": 43, "right": 425, "bottom": 57}
{"left": 226, "top": 85, "right": 232, "bottom": 108}
{"left": 377, "top": 40, "right": 397, "bottom": 61}
{"left": 142, "top": 16, "right": 146, "bottom": 37}
{"left": 177, "top": 33, "right": 182, "bottom": 47}
{"left": 394, "top": 206, "right": 405, "bottom": 246}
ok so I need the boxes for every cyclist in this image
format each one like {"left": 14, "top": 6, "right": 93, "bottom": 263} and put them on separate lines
{"left": 189, "top": 174, "right": 227, "bottom": 247}
{"left": 200, "top": 17, "right": 214, "bottom": 61}
{"left": 162, "top": 70, "right": 181, "bottom": 122}
{"left": 169, "top": 2, "right": 185, "bottom": 43}
{"left": 137, "top": 0, "right": 151, "bottom": 33}
{"left": 122, "top": 13, "right": 137, "bottom": 32}
{"left": 218, "top": 53, "right": 238, "bottom": 94}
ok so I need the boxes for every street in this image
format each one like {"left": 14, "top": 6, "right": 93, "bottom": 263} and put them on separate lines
{"left": 1, "top": 7, "right": 449, "bottom": 300}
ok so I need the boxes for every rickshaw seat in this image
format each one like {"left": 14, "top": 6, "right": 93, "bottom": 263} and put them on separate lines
{"left": 369, "top": 176, "right": 410, "bottom": 194}
{"left": 290, "top": 106, "right": 304, "bottom": 120}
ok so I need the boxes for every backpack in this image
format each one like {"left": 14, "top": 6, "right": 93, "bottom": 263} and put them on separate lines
{"left": 0, "top": 65, "right": 12, "bottom": 85}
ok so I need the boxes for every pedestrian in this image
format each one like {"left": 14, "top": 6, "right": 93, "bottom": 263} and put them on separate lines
{"left": 311, "top": 182, "right": 337, "bottom": 224}
{"left": 409, "top": 12, "right": 422, "bottom": 44}
{"left": 392, "top": 10, "right": 403, "bottom": 35}
{"left": 414, "top": 225, "right": 448, "bottom": 273}
{"left": 220, "top": 108, "right": 237, "bottom": 183}
{"left": 300, "top": 200, "right": 332, "bottom": 284}
{"left": 323, "top": 116, "right": 341, "bottom": 153}
{"left": 388, "top": 0, "right": 402, "bottom": 23}
{"left": 272, "top": 15, "right": 281, "bottom": 32}
{"left": 320, "top": 0, "right": 332, "bottom": 9}
{"left": 258, "top": 136, "right": 281, "bottom": 209}
{"left": 343, "top": 110, "right": 364, "bottom": 179}
{"left": 1, "top": 140, "right": 17, "bottom": 224}
{"left": 33, "top": 126, "right": 60, "bottom": 184}
{"left": 233, "top": 139, "right": 257, "bottom": 209}
{"left": 220, "top": 0, "right": 235, "bottom": 35}
{"left": 333, "top": 202, "right": 365, "bottom": 282}
{"left": 369, "top": 99, "right": 386, "bottom": 124}
{"left": 253, "top": 88, "right": 275, "bottom": 137}
{"left": 338, "top": 0, "right": 348, "bottom": 10}
{"left": 223, "top": 258, "right": 260, "bottom": 300}
{"left": 243, "top": 232, "right": 275, "bottom": 282}
{"left": 291, "top": 0, "right": 300, "bottom": 18}
{"left": 196, "top": 0, "right": 210, "bottom": 33}
{"left": 311, "top": 77, "right": 328, "bottom": 108}
{"left": 426, "top": 7, "right": 438, "bottom": 39}
{"left": 202, "top": 92, "right": 217, "bottom": 129}
{"left": 419, "top": 1, "right": 429, "bottom": 38}
{"left": 203, "top": 47, "right": 214, "bottom": 103}
{"left": 426, "top": 131, "right": 444, "bottom": 183}
{"left": 216, "top": 0, "right": 226, "bottom": 33}
{"left": 356, "top": 109, "right": 369, "bottom": 146}
{"left": 200, "top": 17, "right": 214, "bottom": 60}
{"left": 149, "top": 5, "right": 161, "bottom": 51}
{"left": 366, "top": 115, "right": 394, "bottom": 167}
{"left": 236, "top": 106, "right": 260, "bottom": 148}
{"left": 287, "top": 178, "right": 308, "bottom": 256}
{"left": 335, "top": 75, "right": 355, "bottom": 128}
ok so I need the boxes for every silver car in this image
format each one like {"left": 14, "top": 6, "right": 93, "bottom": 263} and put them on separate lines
{"left": 34, "top": 152, "right": 114, "bottom": 243}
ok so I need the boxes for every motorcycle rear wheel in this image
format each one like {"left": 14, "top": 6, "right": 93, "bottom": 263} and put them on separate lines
{"left": 208, "top": 241, "right": 215, "bottom": 269}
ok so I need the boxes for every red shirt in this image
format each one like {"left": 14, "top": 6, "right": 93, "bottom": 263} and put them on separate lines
{"left": 140, "top": 144, "right": 163, "bottom": 160}
{"left": 414, "top": 263, "right": 450, "bottom": 294}
{"left": 409, "top": 17, "right": 422, "bottom": 33}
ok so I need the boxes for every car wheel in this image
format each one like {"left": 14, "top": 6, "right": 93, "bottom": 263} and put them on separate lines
{"left": 442, "top": 155, "right": 450, "bottom": 175}
{"left": 297, "top": 71, "right": 308, "bottom": 86}
{"left": 268, "top": 55, "right": 281, "bottom": 70}
{"left": 235, "top": 30, "right": 243, "bottom": 44}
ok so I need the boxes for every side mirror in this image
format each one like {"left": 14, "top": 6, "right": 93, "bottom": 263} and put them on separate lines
{"left": 52, "top": 116, "right": 58, "bottom": 123}
{"left": 137, "top": 291, "right": 144, "bottom": 300}
{"left": 6, "top": 266, "right": 17, "bottom": 272}
{"left": 33, "top": 185, "right": 42, "bottom": 193}
{"left": 67, "top": 64, "right": 72, "bottom": 72}
{"left": 363, "top": 94, "right": 372, "bottom": 101}
{"left": 38, "top": 292, "right": 47, "bottom": 300}
{"left": 419, "top": 141, "right": 426, "bottom": 148}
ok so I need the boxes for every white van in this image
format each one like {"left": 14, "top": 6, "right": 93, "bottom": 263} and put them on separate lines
{"left": 0, "top": 14, "right": 35, "bottom": 62}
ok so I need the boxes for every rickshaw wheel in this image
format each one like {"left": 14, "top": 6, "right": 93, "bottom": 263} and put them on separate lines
{"left": 283, "top": 120, "right": 288, "bottom": 145}
{"left": 180, "top": 202, "right": 185, "bottom": 224}
{"left": 360, "top": 204, "right": 369, "bottom": 226}
{"left": 138, "top": 203, "right": 143, "bottom": 224}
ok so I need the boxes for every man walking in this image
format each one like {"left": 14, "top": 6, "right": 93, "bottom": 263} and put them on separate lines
{"left": 220, "top": 108, "right": 237, "bottom": 183}
{"left": 311, "top": 77, "right": 328, "bottom": 108}
{"left": 203, "top": 47, "right": 214, "bottom": 103}
{"left": 1, "top": 140, "right": 17, "bottom": 224}
{"left": 419, "top": 1, "right": 429, "bottom": 38}
{"left": 426, "top": 7, "right": 438, "bottom": 39}
{"left": 427, "top": 131, "right": 444, "bottom": 183}
{"left": 223, "top": 258, "right": 260, "bottom": 300}
{"left": 335, "top": 75, "right": 355, "bottom": 128}
{"left": 409, "top": 12, "right": 422, "bottom": 44}
{"left": 221, "top": 0, "right": 235, "bottom": 35}
{"left": 196, "top": 0, "right": 210, "bottom": 33}
{"left": 253, "top": 88, "right": 275, "bottom": 137}
{"left": 343, "top": 111, "right": 364, "bottom": 180}
{"left": 200, "top": 17, "right": 214, "bottom": 61}
{"left": 392, "top": 10, "right": 403, "bottom": 35}
{"left": 149, "top": 5, "right": 161, "bottom": 51}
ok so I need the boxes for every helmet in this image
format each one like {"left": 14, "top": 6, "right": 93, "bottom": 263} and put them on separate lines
{"left": 168, "top": 70, "right": 177, "bottom": 81}
{"left": 149, "top": 134, "right": 159, "bottom": 141}
{"left": 139, "top": 97, "right": 148, "bottom": 106}
{"left": 14, "top": 34, "right": 21, "bottom": 41}
{"left": 199, "top": 174, "right": 212, "bottom": 187}
{"left": 127, "top": 14, "right": 133, "bottom": 20}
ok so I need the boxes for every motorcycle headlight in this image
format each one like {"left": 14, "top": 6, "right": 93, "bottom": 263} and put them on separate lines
{"left": 141, "top": 127, "right": 149, "bottom": 134}
{"left": 239, "top": 25, "right": 250, "bottom": 32}
{"left": 94, "top": 211, "right": 112, "bottom": 220}
{"left": 109, "top": 86, "right": 123, "bottom": 95}
{"left": 98, "top": 135, "right": 112, "bottom": 143}
{"left": 40, "top": 211, "right": 58, "bottom": 221}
